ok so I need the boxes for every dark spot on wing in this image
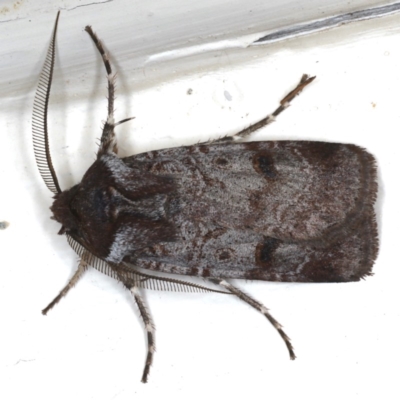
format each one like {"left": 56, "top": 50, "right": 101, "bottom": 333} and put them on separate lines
{"left": 255, "top": 237, "right": 281, "bottom": 267}
{"left": 199, "top": 145, "right": 210, "bottom": 154}
{"left": 215, "top": 157, "right": 229, "bottom": 167}
{"left": 215, "top": 248, "right": 234, "bottom": 262}
{"left": 296, "top": 142, "right": 341, "bottom": 169}
{"left": 202, "top": 268, "right": 211, "bottom": 277}
{"left": 252, "top": 152, "right": 277, "bottom": 179}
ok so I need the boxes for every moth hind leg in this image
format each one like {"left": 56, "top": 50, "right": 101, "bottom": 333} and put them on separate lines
{"left": 210, "top": 278, "right": 296, "bottom": 360}
{"left": 124, "top": 283, "right": 156, "bottom": 383}
{"left": 233, "top": 74, "right": 315, "bottom": 140}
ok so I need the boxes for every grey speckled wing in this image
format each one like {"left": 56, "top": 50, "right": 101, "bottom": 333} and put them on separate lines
{"left": 118, "top": 140, "right": 378, "bottom": 283}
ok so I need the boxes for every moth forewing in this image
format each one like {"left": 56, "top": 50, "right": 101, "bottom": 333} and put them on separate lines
{"left": 33, "top": 13, "right": 378, "bottom": 383}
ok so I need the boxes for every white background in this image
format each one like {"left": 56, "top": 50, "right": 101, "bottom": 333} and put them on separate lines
{"left": 1, "top": 1, "right": 400, "bottom": 399}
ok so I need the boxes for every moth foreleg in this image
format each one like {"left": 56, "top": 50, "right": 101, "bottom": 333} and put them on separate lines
{"left": 42, "top": 257, "right": 88, "bottom": 315}
{"left": 127, "top": 285, "right": 156, "bottom": 383}
{"left": 85, "top": 25, "right": 118, "bottom": 156}
{"left": 233, "top": 74, "right": 315, "bottom": 139}
{"left": 210, "top": 279, "right": 296, "bottom": 360}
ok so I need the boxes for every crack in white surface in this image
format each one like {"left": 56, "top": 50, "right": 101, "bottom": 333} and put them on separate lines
{"left": 66, "top": 0, "right": 114, "bottom": 11}
{"left": 254, "top": 1, "right": 400, "bottom": 44}
{"left": 0, "top": 0, "right": 114, "bottom": 22}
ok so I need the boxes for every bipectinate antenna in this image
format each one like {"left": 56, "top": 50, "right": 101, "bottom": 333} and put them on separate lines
{"left": 32, "top": 11, "right": 62, "bottom": 194}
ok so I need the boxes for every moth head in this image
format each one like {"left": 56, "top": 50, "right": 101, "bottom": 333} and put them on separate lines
{"left": 31, "top": 12, "right": 89, "bottom": 245}
{"left": 32, "top": 13, "right": 135, "bottom": 259}
{"left": 50, "top": 185, "right": 80, "bottom": 235}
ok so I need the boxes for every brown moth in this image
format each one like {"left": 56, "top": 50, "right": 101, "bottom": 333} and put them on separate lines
{"left": 32, "top": 12, "right": 378, "bottom": 383}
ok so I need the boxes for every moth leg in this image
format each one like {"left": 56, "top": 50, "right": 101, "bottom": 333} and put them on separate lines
{"left": 210, "top": 279, "right": 296, "bottom": 360}
{"left": 84, "top": 26, "right": 134, "bottom": 155}
{"left": 126, "top": 284, "right": 156, "bottom": 383}
{"left": 42, "top": 257, "right": 89, "bottom": 315}
{"left": 233, "top": 74, "right": 315, "bottom": 139}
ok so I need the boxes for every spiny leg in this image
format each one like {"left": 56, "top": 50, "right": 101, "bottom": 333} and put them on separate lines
{"left": 42, "top": 256, "right": 89, "bottom": 315}
{"left": 84, "top": 26, "right": 134, "bottom": 156}
{"left": 210, "top": 278, "right": 295, "bottom": 360}
{"left": 234, "top": 74, "right": 315, "bottom": 139}
{"left": 125, "top": 284, "right": 156, "bottom": 383}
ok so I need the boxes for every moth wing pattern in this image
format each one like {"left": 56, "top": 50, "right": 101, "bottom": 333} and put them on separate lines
{"left": 116, "top": 141, "right": 378, "bottom": 283}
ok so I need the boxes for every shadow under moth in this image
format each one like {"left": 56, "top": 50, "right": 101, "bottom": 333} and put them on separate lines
{"left": 32, "top": 12, "right": 378, "bottom": 383}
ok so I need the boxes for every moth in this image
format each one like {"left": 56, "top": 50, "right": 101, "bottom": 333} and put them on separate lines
{"left": 32, "top": 12, "right": 378, "bottom": 383}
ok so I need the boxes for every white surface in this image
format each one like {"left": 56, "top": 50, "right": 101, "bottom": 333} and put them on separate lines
{"left": 1, "top": 1, "right": 400, "bottom": 399}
